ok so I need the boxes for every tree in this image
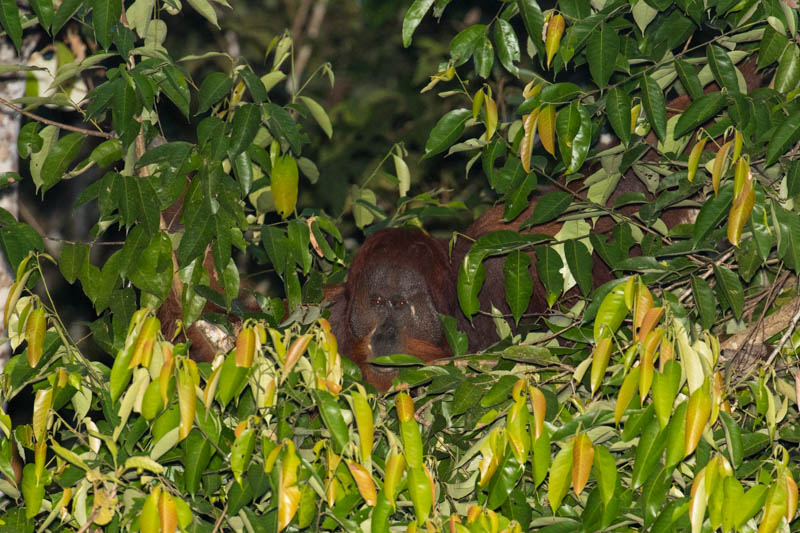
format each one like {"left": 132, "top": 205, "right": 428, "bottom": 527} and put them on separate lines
{"left": 1, "top": 0, "right": 800, "bottom": 532}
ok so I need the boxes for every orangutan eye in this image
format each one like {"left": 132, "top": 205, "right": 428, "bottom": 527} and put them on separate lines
{"left": 391, "top": 298, "right": 406, "bottom": 309}
{"left": 370, "top": 296, "right": 384, "bottom": 306}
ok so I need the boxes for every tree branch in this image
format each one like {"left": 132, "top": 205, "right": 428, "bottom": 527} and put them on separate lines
{"left": 0, "top": 96, "right": 113, "bottom": 138}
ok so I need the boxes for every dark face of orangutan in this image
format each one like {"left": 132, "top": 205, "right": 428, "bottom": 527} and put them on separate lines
{"left": 328, "top": 228, "right": 456, "bottom": 391}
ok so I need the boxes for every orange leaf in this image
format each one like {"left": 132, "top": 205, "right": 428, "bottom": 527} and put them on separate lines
{"left": 638, "top": 307, "right": 663, "bottom": 342}
{"left": 347, "top": 462, "right": 377, "bottom": 506}
{"left": 572, "top": 433, "right": 594, "bottom": 496}
{"left": 159, "top": 491, "right": 178, "bottom": 533}
{"left": 727, "top": 176, "right": 755, "bottom": 247}
{"left": 235, "top": 327, "right": 256, "bottom": 368}
{"left": 529, "top": 386, "right": 546, "bottom": 440}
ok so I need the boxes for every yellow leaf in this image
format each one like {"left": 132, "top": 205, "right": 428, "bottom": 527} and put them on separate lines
{"left": 177, "top": 360, "right": 198, "bottom": 442}
{"left": 590, "top": 337, "right": 612, "bottom": 394}
{"left": 685, "top": 380, "right": 712, "bottom": 457}
{"left": 687, "top": 137, "right": 707, "bottom": 183}
{"left": 615, "top": 367, "right": 640, "bottom": 424}
{"left": 711, "top": 141, "right": 733, "bottom": 195}
{"left": 159, "top": 491, "right": 178, "bottom": 533}
{"left": 25, "top": 307, "right": 46, "bottom": 368}
{"left": 545, "top": 14, "right": 565, "bottom": 68}
{"left": 731, "top": 129, "right": 743, "bottom": 165}
{"left": 732, "top": 156, "right": 750, "bottom": 198}
{"left": 727, "top": 175, "right": 755, "bottom": 247}
{"left": 484, "top": 91, "right": 498, "bottom": 141}
{"left": 785, "top": 471, "right": 798, "bottom": 522}
{"left": 538, "top": 104, "right": 556, "bottom": 157}
{"left": 632, "top": 282, "right": 653, "bottom": 341}
{"left": 520, "top": 108, "right": 540, "bottom": 173}
{"left": 472, "top": 88, "right": 485, "bottom": 120}
{"left": 529, "top": 386, "right": 546, "bottom": 439}
{"left": 130, "top": 316, "right": 160, "bottom": 369}
{"left": 639, "top": 341, "right": 655, "bottom": 404}
{"left": 689, "top": 467, "right": 708, "bottom": 533}
{"left": 571, "top": 433, "right": 594, "bottom": 497}
{"left": 235, "top": 327, "right": 256, "bottom": 368}
{"left": 4, "top": 269, "right": 32, "bottom": 330}
{"left": 32, "top": 388, "right": 53, "bottom": 442}
{"left": 384, "top": 453, "right": 406, "bottom": 508}
{"left": 272, "top": 154, "right": 299, "bottom": 219}
{"left": 140, "top": 486, "right": 161, "bottom": 533}
{"left": 279, "top": 441, "right": 301, "bottom": 531}
{"left": 347, "top": 461, "right": 377, "bottom": 506}
{"left": 159, "top": 342, "right": 174, "bottom": 408}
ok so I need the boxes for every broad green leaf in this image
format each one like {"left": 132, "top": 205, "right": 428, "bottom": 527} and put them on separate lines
{"left": 528, "top": 190, "right": 572, "bottom": 225}
{"left": 92, "top": 0, "right": 121, "bottom": 50}
{"left": 631, "top": 418, "right": 666, "bottom": 489}
{"left": 299, "top": 96, "right": 333, "bottom": 139}
{"left": 690, "top": 275, "right": 716, "bottom": 331}
{"left": 766, "top": 109, "right": 800, "bottom": 167}
{"left": 18, "top": 122, "right": 42, "bottom": 159}
{"left": 732, "top": 484, "right": 768, "bottom": 528}
{"left": 239, "top": 68, "right": 267, "bottom": 103}
{"left": 457, "top": 255, "right": 486, "bottom": 318}
{"left": 652, "top": 360, "right": 682, "bottom": 429}
{"left": 313, "top": 390, "right": 349, "bottom": 454}
{"left": 758, "top": 25, "right": 788, "bottom": 69}
{"left": 675, "top": 58, "right": 703, "bottom": 100}
{"left": 196, "top": 72, "right": 232, "bottom": 115}
{"left": 487, "top": 452, "right": 522, "bottom": 509}
{"left": 775, "top": 204, "right": 800, "bottom": 274}
{"left": 518, "top": 0, "right": 544, "bottom": 57}
{"left": 651, "top": 500, "right": 689, "bottom": 533}
{"left": 593, "top": 282, "right": 627, "bottom": 341}
{"left": 534, "top": 246, "right": 563, "bottom": 307}
{"left": 713, "top": 265, "right": 743, "bottom": 320}
{"left": 450, "top": 24, "right": 486, "bottom": 65}
{"left": 228, "top": 103, "right": 261, "bottom": 157}
{"left": 664, "top": 400, "right": 687, "bottom": 468}
{"left": 707, "top": 45, "right": 740, "bottom": 95}
{"left": 586, "top": 23, "right": 618, "bottom": 89}
{"left": 563, "top": 239, "right": 592, "bottom": 296}
{"left": 774, "top": 43, "right": 800, "bottom": 94}
{"left": 90, "top": 139, "right": 124, "bottom": 167}
{"left": 474, "top": 35, "right": 494, "bottom": 78}
{"left": 0, "top": 0, "right": 22, "bottom": 51}
{"left": 157, "top": 65, "right": 191, "bottom": 119}
{"left": 59, "top": 242, "right": 89, "bottom": 284}
{"left": 606, "top": 88, "right": 631, "bottom": 146}
{"left": 693, "top": 183, "right": 733, "bottom": 244}
{"left": 674, "top": 92, "right": 726, "bottom": 139}
{"left": 52, "top": 0, "right": 81, "bottom": 34}
{"left": 402, "top": 0, "right": 435, "bottom": 47}
{"left": 548, "top": 441, "right": 574, "bottom": 512}
{"left": 494, "top": 19, "right": 520, "bottom": 77}
{"left": 29, "top": 0, "right": 53, "bottom": 32}
{"left": 40, "top": 132, "right": 84, "bottom": 193}
{"left": 266, "top": 103, "right": 302, "bottom": 154}
{"left": 718, "top": 411, "right": 743, "bottom": 468}
{"left": 424, "top": 108, "right": 471, "bottom": 157}
{"left": 640, "top": 74, "right": 667, "bottom": 142}
{"left": 592, "top": 445, "right": 616, "bottom": 506}
{"left": 503, "top": 250, "right": 532, "bottom": 325}
{"left": 112, "top": 78, "right": 141, "bottom": 145}
{"left": 685, "top": 379, "right": 712, "bottom": 456}
{"left": 186, "top": 0, "right": 218, "bottom": 27}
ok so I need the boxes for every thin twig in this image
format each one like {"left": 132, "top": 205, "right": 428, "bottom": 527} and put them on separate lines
{"left": 764, "top": 296, "right": 800, "bottom": 368}
{"left": 0, "top": 95, "right": 112, "bottom": 138}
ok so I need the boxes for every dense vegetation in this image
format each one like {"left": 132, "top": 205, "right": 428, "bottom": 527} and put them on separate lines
{"left": 1, "top": 0, "right": 800, "bottom": 531}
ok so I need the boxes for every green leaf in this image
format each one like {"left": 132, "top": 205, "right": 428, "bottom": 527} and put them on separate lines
{"left": 517, "top": 0, "right": 544, "bottom": 57}
{"left": 606, "top": 88, "right": 631, "bottom": 146}
{"left": 457, "top": 254, "right": 486, "bottom": 319}
{"left": 487, "top": 452, "right": 522, "bottom": 509}
{"left": 474, "top": 36, "right": 494, "bottom": 78}
{"left": 718, "top": 411, "right": 743, "bottom": 469}
{"left": 652, "top": 360, "right": 682, "bottom": 429}
{"left": 157, "top": 65, "right": 191, "bottom": 119}
{"left": 52, "top": 0, "right": 81, "bottom": 34}
{"left": 527, "top": 191, "right": 572, "bottom": 225}
{"left": 402, "top": 0, "right": 435, "bottom": 47}
{"left": 40, "top": 132, "right": 84, "bottom": 192}
{"left": 228, "top": 103, "right": 261, "bottom": 158}
{"left": 313, "top": 390, "right": 349, "bottom": 454}
{"left": 92, "top": 0, "right": 121, "bottom": 50}
{"left": 424, "top": 108, "right": 471, "bottom": 157}
{"left": 675, "top": 58, "right": 703, "bottom": 100}
{"left": 586, "top": 23, "right": 619, "bottom": 89}
{"left": 651, "top": 500, "right": 689, "bottom": 533}
{"left": 534, "top": 246, "right": 563, "bottom": 307}
{"left": 21, "top": 464, "right": 45, "bottom": 518}
{"left": 707, "top": 45, "right": 740, "bottom": 94}
{"left": 59, "top": 242, "right": 89, "bottom": 284}
{"left": 450, "top": 24, "right": 486, "bottom": 65}
{"left": 494, "top": 19, "right": 520, "bottom": 77}
{"left": 18, "top": 121, "right": 43, "bottom": 159}
{"left": 640, "top": 74, "right": 667, "bottom": 142}
{"left": 592, "top": 445, "right": 616, "bottom": 506}
{"left": 757, "top": 25, "right": 788, "bottom": 69}
{"left": 691, "top": 275, "right": 716, "bottom": 330}
{"left": 29, "top": 0, "right": 54, "bottom": 32}
{"left": 503, "top": 251, "right": 532, "bottom": 325}
{"left": 112, "top": 78, "right": 141, "bottom": 146}
{"left": 563, "top": 239, "right": 592, "bottom": 296}
{"left": 266, "top": 102, "right": 302, "bottom": 154}
{"left": 89, "top": 138, "right": 124, "bottom": 167}
{"left": 556, "top": 102, "right": 591, "bottom": 174}
{"left": 674, "top": 92, "right": 726, "bottom": 139}
{"left": 775, "top": 204, "right": 800, "bottom": 274}
{"left": 239, "top": 68, "right": 267, "bottom": 103}
{"left": 693, "top": 183, "right": 733, "bottom": 244}
{"left": 299, "top": 96, "right": 333, "bottom": 139}
{"left": 766, "top": 109, "right": 800, "bottom": 167}
{"left": 775, "top": 43, "right": 800, "bottom": 95}
{"left": 0, "top": 222, "right": 44, "bottom": 272}
{"left": 0, "top": 0, "right": 22, "bottom": 51}
{"left": 186, "top": 0, "right": 218, "bottom": 27}
{"left": 713, "top": 264, "right": 744, "bottom": 320}
{"left": 197, "top": 72, "right": 233, "bottom": 115}
{"left": 632, "top": 418, "right": 666, "bottom": 489}
{"left": 548, "top": 440, "right": 573, "bottom": 512}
